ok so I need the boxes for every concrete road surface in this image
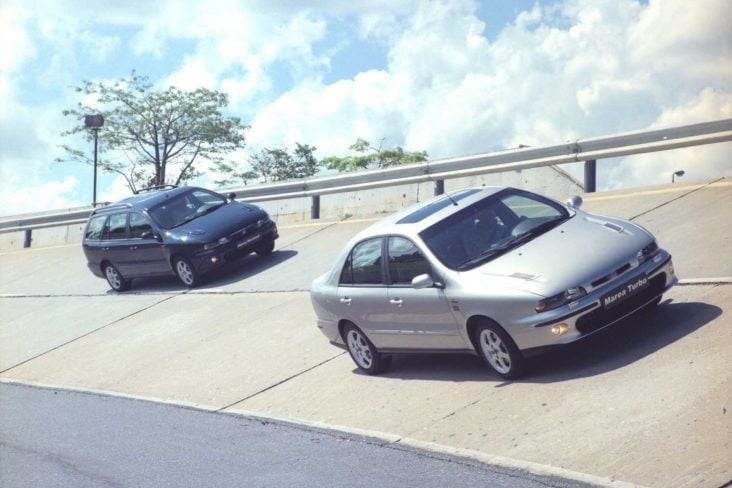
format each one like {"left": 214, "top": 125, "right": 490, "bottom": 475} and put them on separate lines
{"left": 1, "top": 179, "right": 730, "bottom": 488}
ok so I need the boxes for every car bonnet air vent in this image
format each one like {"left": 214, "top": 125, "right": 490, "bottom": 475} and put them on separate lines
{"left": 603, "top": 222, "right": 624, "bottom": 232}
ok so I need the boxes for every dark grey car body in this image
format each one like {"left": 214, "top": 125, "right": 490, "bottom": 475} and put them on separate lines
{"left": 82, "top": 186, "right": 278, "bottom": 290}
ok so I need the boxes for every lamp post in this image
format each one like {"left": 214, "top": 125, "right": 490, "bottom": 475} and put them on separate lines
{"left": 84, "top": 114, "right": 105, "bottom": 206}
{"left": 672, "top": 170, "right": 685, "bottom": 183}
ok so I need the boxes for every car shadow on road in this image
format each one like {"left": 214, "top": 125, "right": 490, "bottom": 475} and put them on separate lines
{"left": 374, "top": 300, "right": 722, "bottom": 384}
{"left": 120, "top": 249, "right": 298, "bottom": 293}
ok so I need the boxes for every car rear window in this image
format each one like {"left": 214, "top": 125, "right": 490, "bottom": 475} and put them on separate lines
{"left": 85, "top": 216, "right": 106, "bottom": 240}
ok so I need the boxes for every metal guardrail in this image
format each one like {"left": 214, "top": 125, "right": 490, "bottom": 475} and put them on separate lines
{"left": 2, "top": 118, "right": 731, "bottom": 245}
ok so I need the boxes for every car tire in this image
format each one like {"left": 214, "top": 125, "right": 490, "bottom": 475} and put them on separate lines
{"left": 173, "top": 256, "right": 199, "bottom": 287}
{"left": 255, "top": 239, "right": 275, "bottom": 257}
{"left": 473, "top": 320, "right": 525, "bottom": 379}
{"left": 343, "top": 323, "right": 391, "bottom": 375}
{"left": 104, "top": 263, "right": 130, "bottom": 292}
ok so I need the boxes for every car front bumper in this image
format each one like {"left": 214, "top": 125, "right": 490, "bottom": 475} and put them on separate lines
{"left": 190, "top": 222, "right": 279, "bottom": 275}
{"left": 515, "top": 253, "right": 677, "bottom": 353}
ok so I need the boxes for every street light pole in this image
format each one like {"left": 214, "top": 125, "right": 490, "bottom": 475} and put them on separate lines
{"left": 84, "top": 114, "right": 105, "bottom": 206}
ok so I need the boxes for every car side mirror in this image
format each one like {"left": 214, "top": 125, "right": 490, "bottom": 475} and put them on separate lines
{"left": 227, "top": 192, "right": 237, "bottom": 203}
{"left": 141, "top": 231, "right": 162, "bottom": 242}
{"left": 412, "top": 273, "right": 444, "bottom": 290}
{"left": 566, "top": 195, "right": 583, "bottom": 209}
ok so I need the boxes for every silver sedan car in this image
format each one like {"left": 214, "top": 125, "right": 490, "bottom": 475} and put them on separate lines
{"left": 310, "top": 186, "right": 677, "bottom": 378}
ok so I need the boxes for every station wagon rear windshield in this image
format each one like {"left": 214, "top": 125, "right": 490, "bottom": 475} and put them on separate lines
{"left": 419, "top": 189, "right": 570, "bottom": 270}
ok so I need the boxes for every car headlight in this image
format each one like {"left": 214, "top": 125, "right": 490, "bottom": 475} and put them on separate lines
{"left": 204, "top": 236, "right": 230, "bottom": 250}
{"left": 637, "top": 241, "right": 659, "bottom": 263}
{"left": 536, "top": 287, "right": 586, "bottom": 313}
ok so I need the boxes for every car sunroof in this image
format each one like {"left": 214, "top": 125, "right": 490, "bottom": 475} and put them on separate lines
{"left": 396, "top": 189, "right": 482, "bottom": 224}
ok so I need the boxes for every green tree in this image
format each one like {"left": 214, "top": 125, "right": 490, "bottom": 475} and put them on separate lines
{"left": 221, "top": 143, "right": 319, "bottom": 184}
{"left": 57, "top": 72, "right": 249, "bottom": 193}
{"left": 322, "top": 138, "right": 428, "bottom": 172}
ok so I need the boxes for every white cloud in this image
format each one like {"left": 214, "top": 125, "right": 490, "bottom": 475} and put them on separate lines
{"left": 1, "top": 0, "right": 731, "bottom": 217}
{"left": 246, "top": 0, "right": 731, "bottom": 190}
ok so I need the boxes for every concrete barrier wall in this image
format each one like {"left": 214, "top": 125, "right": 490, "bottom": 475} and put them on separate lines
{"left": 0, "top": 165, "right": 582, "bottom": 252}
{"left": 257, "top": 165, "right": 583, "bottom": 224}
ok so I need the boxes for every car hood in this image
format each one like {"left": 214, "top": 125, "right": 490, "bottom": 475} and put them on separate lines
{"left": 460, "top": 212, "right": 654, "bottom": 297}
{"left": 168, "top": 202, "right": 267, "bottom": 241}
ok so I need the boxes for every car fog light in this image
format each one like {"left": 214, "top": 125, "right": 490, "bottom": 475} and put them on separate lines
{"left": 211, "top": 256, "right": 219, "bottom": 264}
{"left": 551, "top": 323, "right": 569, "bottom": 336}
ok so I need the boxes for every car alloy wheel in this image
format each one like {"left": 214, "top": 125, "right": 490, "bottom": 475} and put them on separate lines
{"left": 174, "top": 257, "right": 198, "bottom": 287}
{"left": 475, "top": 321, "right": 524, "bottom": 379}
{"left": 343, "top": 323, "right": 391, "bottom": 375}
{"left": 104, "top": 263, "right": 129, "bottom": 292}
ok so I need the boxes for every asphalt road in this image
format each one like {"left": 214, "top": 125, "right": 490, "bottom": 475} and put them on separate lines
{"left": 0, "top": 382, "right": 594, "bottom": 488}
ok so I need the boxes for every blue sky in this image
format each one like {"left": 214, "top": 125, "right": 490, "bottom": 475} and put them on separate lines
{"left": 1, "top": 0, "right": 730, "bottom": 215}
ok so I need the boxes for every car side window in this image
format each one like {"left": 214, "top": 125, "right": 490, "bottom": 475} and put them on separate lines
{"left": 129, "top": 213, "right": 154, "bottom": 239}
{"left": 85, "top": 216, "right": 107, "bottom": 240}
{"left": 103, "top": 213, "right": 128, "bottom": 240}
{"left": 340, "top": 238, "right": 384, "bottom": 285}
{"left": 387, "top": 237, "right": 431, "bottom": 285}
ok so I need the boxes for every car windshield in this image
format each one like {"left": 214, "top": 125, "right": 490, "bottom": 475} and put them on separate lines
{"left": 419, "top": 188, "right": 571, "bottom": 271}
{"left": 148, "top": 189, "right": 227, "bottom": 229}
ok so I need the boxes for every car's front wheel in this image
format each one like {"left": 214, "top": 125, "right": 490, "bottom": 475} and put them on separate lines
{"left": 474, "top": 320, "right": 524, "bottom": 379}
{"left": 255, "top": 239, "right": 275, "bottom": 257}
{"left": 173, "top": 256, "right": 199, "bottom": 287}
{"left": 104, "top": 263, "right": 130, "bottom": 292}
{"left": 343, "top": 323, "right": 391, "bottom": 375}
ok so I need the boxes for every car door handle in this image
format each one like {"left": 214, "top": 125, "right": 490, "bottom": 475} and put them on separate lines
{"left": 340, "top": 297, "right": 352, "bottom": 305}
{"left": 389, "top": 298, "right": 403, "bottom": 306}
{"left": 129, "top": 246, "right": 138, "bottom": 250}
{"left": 102, "top": 247, "right": 110, "bottom": 252}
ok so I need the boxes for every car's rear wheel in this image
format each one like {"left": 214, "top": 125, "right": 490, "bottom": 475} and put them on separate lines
{"left": 343, "top": 323, "right": 391, "bottom": 375}
{"left": 173, "top": 256, "right": 199, "bottom": 287}
{"left": 255, "top": 239, "right": 275, "bottom": 257}
{"left": 474, "top": 320, "right": 524, "bottom": 379}
{"left": 104, "top": 263, "right": 130, "bottom": 292}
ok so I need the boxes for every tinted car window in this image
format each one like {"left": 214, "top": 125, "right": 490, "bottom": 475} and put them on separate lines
{"left": 129, "top": 213, "right": 154, "bottom": 239}
{"left": 149, "top": 189, "right": 226, "bottom": 229}
{"left": 388, "top": 237, "right": 431, "bottom": 285}
{"left": 502, "top": 194, "right": 563, "bottom": 219}
{"left": 103, "top": 213, "right": 128, "bottom": 240}
{"left": 85, "top": 216, "right": 107, "bottom": 240}
{"left": 340, "top": 238, "right": 383, "bottom": 285}
{"left": 420, "top": 188, "right": 570, "bottom": 270}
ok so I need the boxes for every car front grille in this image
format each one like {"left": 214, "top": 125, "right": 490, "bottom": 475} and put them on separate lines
{"left": 230, "top": 223, "right": 257, "bottom": 240}
{"left": 576, "top": 274, "right": 666, "bottom": 334}
{"left": 591, "top": 262, "right": 633, "bottom": 288}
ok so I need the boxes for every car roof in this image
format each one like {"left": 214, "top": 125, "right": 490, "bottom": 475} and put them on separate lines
{"left": 355, "top": 186, "right": 507, "bottom": 240}
{"left": 89, "top": 186, "right": 202, "bottom": 216}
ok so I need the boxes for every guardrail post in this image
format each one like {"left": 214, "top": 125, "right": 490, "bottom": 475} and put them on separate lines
{"left": 584, "top": 160, "right": 597, "bottom": 193}
{"left": 434, "top": 180, "right": 445, "bottom": 196}
{"left": 311, "top": 195, "right": 320, "bottom": 220}
{"left": 24, "top": 229, "right": 32, "bottom": 248}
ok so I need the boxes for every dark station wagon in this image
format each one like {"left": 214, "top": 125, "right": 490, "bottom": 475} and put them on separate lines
{"left": 82, "top": 186, "right": 278, "bottom": 291}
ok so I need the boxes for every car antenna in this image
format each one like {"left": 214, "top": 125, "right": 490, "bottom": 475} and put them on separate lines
{"left": 445, "top": 191, "right": 459, "bottom": 206}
